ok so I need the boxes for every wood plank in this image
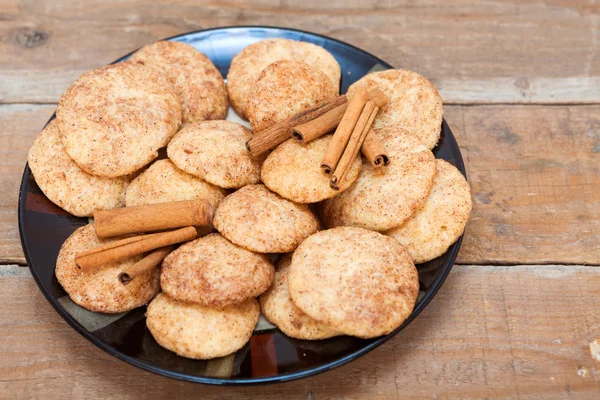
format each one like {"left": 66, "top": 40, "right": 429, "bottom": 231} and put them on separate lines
{"left": 1, "top": 104, "right": 598, "bottom": 265}
{"left": 449, "top": 105, "right": 600, "bottom": 265}
{"left": 0, "top": 265, "right": 598, "bottom": 399}
{"left": 0, "top": 0, "right": 599, "bottom": 104}
{"left": 4, "top": 74, "right": 600, "bottom": 107}
{"left": 0, "top": 104, "right": 55, "bottom": 264}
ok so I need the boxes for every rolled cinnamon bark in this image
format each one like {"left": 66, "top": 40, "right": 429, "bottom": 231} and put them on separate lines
{"left": 76, "top": 227, "right": 197, "bottom": 271}
{"left": 291, "top": 88, "right": 388, "bottom": 144}
{"left": 366, "top": 89, "right": 388, "bottom": 109}
{"left": 118, "top": 245, "right": 174, "bottom": 285}
{"left": 75, "top": 232, "right": 163, "bottom": 258}
{"left": 246, "top": 95, "right": 348, "bottom": 157}
{"left": 292, "top": 103, "right": 348, "bottom": 143}
{"left": 320, "top": 87, "right": 368, "bottom": 175}
{"left": 320, "top": 88, "right": 388, "bottom": 175}
{"left": 330, "top": 102, "right": 379, "bottom": 190}
{"left": 94, "top": 199, "right": 212, "bottom": 239}
{"left": 361, "top": 129, "right": 390, "bottom": 167}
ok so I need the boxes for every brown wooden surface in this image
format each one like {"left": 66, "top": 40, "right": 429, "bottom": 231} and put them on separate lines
{"left": 1, "top": 0, "right": 599, "bottom": 398}
{"left": 0, "top": 265, "right": 599, "bottom": 399}
{"left": 1, "top": 0, "right": 599, "bottom": 104}
{"left": 447, "top": 105, "right": 600, "bottom": 265}
{"left": 0, "top": 104, "right": 54, "bottom": 263}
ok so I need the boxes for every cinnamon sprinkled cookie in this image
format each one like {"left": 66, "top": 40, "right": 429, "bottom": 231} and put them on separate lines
{"left": 55, "top": 224, "right": 160, "bottom": 313}
{"left": 323, "top": 127, "right": 436, "bottom": 231}
{"left": 386, "top": 159, "right": 472, "bottom": 263}
{"left": 125, "top": 159, "right": 225, "bottom": 209}
{"left": 246, "top": 60, "right": 338, "bottom": 132}
{"left": 347, "top": 69, "right": 443, "bottom": 149}
{"left": 213, "top": 184, "right": 319, "bottom": 253}
{"left": 227, "top": 38, "right": 341, "bottom": 119}
{"left": 146, "top": 293, "right": 259, "bottom": 360}
{"left": 160, "top": 233, "right": 274, "bottom": 307}
{"left": 260, "top": 254, "right": 339, "bottom": 340}
{"left": 261, "top": 136, "right": 361, "bottom": 203}
{"left": 167, "top": 120, "right": 263, "bottom": 189}
{"left": 56, "top": 62, "right": 182, "bottom": 177}
{"left": 28, "top": 120, "right": 130, "bottom": 217}
{"left": 288, "top": 227, "right": 419, "bottom": 338}
{"left": 130, "top": 41, "right": 228, "bottom": 123}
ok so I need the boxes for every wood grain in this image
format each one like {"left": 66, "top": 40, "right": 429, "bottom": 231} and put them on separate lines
{"left": 449, "top": 105, "right": 600, "bottom": 265}
{"left": 0, "top": 265, "right": 598, "bottom": 399}
{"left": 0, "top": 0, "right": 598, "bottom": 104}
{"left": 1, "top": 104, "right": 598, "bottom": 265}
{"left": 0, "top": 104, "right": 55, "bottom": 264}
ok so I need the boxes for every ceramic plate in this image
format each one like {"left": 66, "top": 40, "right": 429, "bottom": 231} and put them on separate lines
{"left": 19, "top": 26, "right": 466, "bottom": 385}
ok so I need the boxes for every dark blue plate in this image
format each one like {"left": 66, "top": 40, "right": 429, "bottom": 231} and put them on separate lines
{"left": 18, "top": 26, "right": 466, "bottom": 385}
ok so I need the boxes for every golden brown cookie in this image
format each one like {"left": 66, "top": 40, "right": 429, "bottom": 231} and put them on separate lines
{"left": 323, "top": 127, "right": 436, "bottom": 231}
{"left": 130, "top": 41, "right": 228, "bottom": 123}
{"left": 55, "top": 224, "right": 160, "bottom": 313}
{"left": 288, "top": 227, "right": 419, "bottom": 338}
{"left": 347, "top": 69, "right": 443, "bottom": 149}
{"left": 146, "top": 293, "right": 259, "bottom": 360}
{"left": 213, "top": 184, "right": 319, "bottom": 253}
{"left": 260, "top": 254, "right": 340, "bottom": 340}
{"left": 125, "top": 159, "right": 226, "bottom": 210}
{"left": 167, "top": 120, "right": 263, "bottom": 189}
{"left": 246, "top": 60, "right": 338, "bottom": 132}
{"left": 227, "top": 38, "right": 341, "bottom": 118}
{"left": 28, "top": 120, "right": 130, "bottom": 217}
{"left": 386, "top": 159, "right": 472, "bottom": 263}
{"left": 56, "top": 62, "right": 182, "bottom": 177}
{"left": 160, "top": 233, "right": 274, "bottom": 307}
{"left": 261, "top": 136, "right": 361, "bottom": 203}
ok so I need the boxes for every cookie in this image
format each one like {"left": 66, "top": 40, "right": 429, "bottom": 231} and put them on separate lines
{"left": 28, "top": 120, "right": 130, "bottom": 217}
{"left": 259, "top": 254, "right": 339, "bottom": 340}
{"left": 288, "top": 227, "right": 419, "bottom": 338}
{"left": 213, "top": 184, "right": 319, "bottom": 253}
{"left": 55, "top": 224, "right": 160, "bottom": 313}
{"left": 323, "top": 127, "right": 436, "bottom": 231}
{"left": 130, "top": 40, "right": 228, "bottom": 123}
{"left": 160, "top": 233, "right": 274, "bottom": 307}
{"left": 146, "top": 293, "right": 259, "bottom": 360}
{"left": 261, "top": 136, "right": 361, "bottom": 203}
{"left": 347, "top": 69, "right": 443, "bottom": 149}
{"left": 227, "top": 38, "right": 341, "bottom": 118}
{"left": 167, "top": 120, "right": 263, "bottom": 189}
{"left": 246, "top": 60, "right": 338, "bottom": 132}
{"left": 56, "top": 62, "right": 182, "bottom": 177}
{"left": 125, "top": 159, "right": 226, "bottom": 210}
{"left": 386, "top": 159, "right": 472, "bottom": 263}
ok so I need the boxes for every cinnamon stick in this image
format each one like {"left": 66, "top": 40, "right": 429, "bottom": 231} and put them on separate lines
{"left": 320, "top": 87, "right": 369, "bottom": 175}
{"left": 118, "top": 245, "right": 174, "bottom": 285}
{"left": 246, "top": 95, "right": 348, "bottom": 158}
{"left": 330, "top": 101, "right": 379, "bottom": 190}
{"left": 76, "top": 226, "right": 197, "bottom": 271}
{"left": 291, "top": 89, "right": 388, "bottom": 144}
{"left": 291, "top": 103, "right": 348, "bottom": 143}
{"left": 94, "top": 199, "right": 212, "bottom": 239}
{"left": 361, "top": 129, "right": 390, "bottom": 167}
{"left": 366, "top": 88, "right": 389, "bottom": 109}
{"left": 76, "top": 232, "right": 163, "bottom": 258}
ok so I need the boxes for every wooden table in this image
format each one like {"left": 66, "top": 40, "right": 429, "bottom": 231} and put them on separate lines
{"left": 1, "top": 1, "right": 599, "bottom": 398}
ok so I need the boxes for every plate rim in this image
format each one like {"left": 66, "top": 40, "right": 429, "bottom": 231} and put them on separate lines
{"left": 18, "top": 25, "right": 465, "bottom": 385}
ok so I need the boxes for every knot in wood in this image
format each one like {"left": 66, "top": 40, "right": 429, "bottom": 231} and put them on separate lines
{"left": 14, "top": 27, "right": 49, "bottom": 49}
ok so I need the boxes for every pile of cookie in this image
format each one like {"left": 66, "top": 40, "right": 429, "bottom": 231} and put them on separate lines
{"left": 28, "top": 38, "right": 472, "bottom": 360}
